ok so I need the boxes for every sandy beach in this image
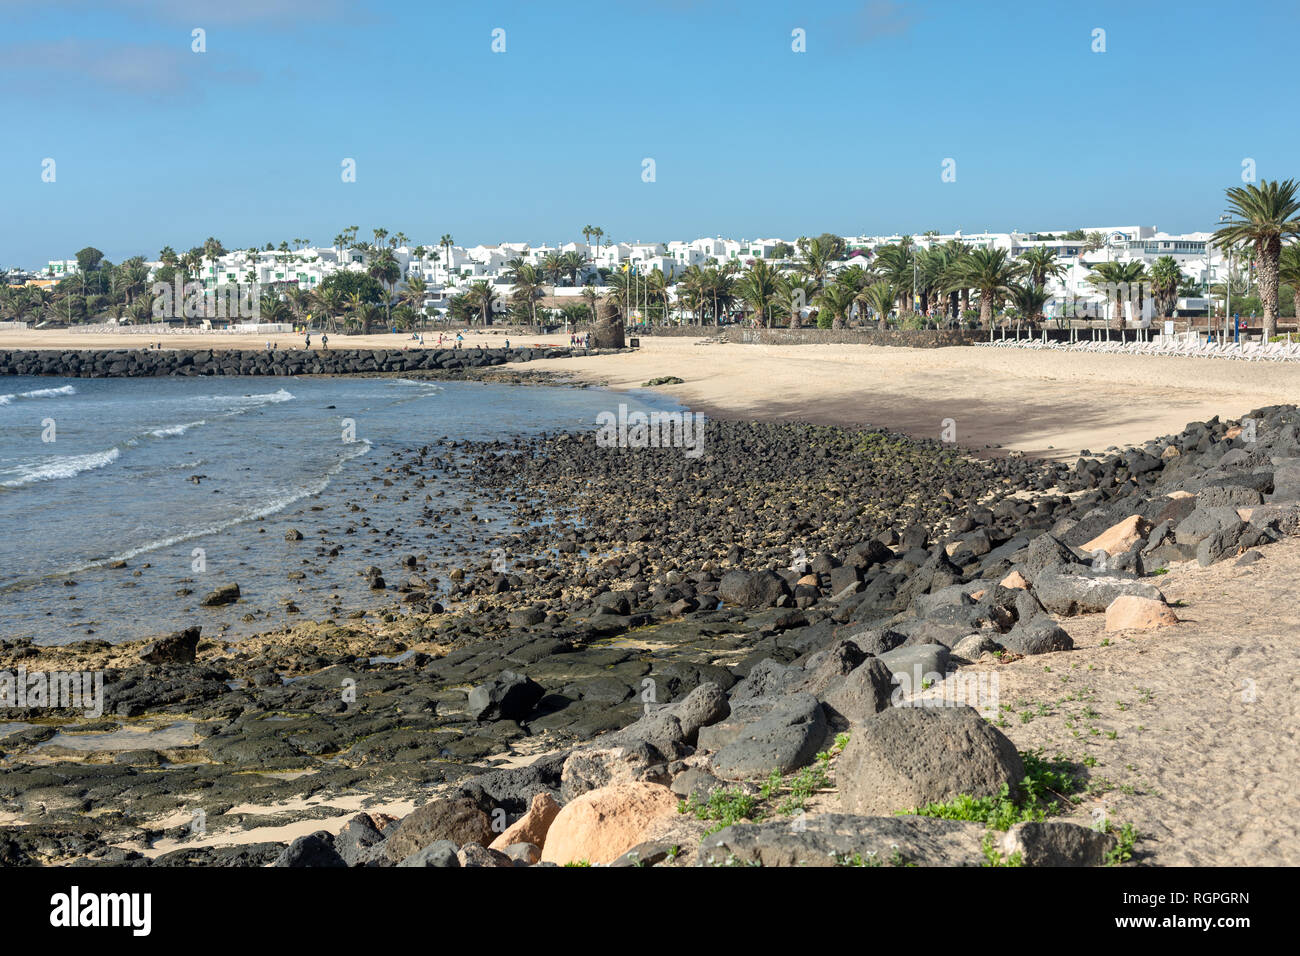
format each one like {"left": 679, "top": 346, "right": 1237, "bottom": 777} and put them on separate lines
{"left": 526, "top": 337, "right": 1300, "bottom": 459}
{"left": 6, "top": 328, "right": 1293, "bottom": 460}
{"left": 10, "top": 330, "right": 1300, "bottom": 463}
{"left": 3, "top": 326, "right": 1299, "bottom": 871}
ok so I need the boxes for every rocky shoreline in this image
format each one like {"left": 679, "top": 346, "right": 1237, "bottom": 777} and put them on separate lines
{"left": 2, "top": 403, "right": 1298, "bottom": 867}
{"left": 0, "top": 345, "right": 610, "bottom": 379}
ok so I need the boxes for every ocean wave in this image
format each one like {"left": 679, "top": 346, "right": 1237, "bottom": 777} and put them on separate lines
{"left": 213, "top": 388, "right": 295, "bottom": 406}
{"left": 0, "top": 447, "right": 121, "bottom": 488}
{"left": 0, "top": 384, "right": 77, "bottom": 405}
{"left": 393, "top": 379, "right": 443, "bottom": 390}
{"left": 147, "top": 419, "right": 207, "bottom": 439}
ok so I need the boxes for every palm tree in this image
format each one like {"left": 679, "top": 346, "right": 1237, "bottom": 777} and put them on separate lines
{"left": 311, "top": 286, "right": 344, "bottom": 332}
{"left": 503, "top": 255, "right": 528, "bottom": 282}
{"left": 675, "top": 266, "right": 704, "bottom": 325}
{"left": 734, "top": 259, "right": 784, "bottom": 327}
{"left": 180, "top": 250, "right": 202, "bottom": 326}
{"left": 603, "top": 270, "right": 633, "bottom": 322}
{"left": 701, "top": 266, "right": 736, "bottom": 325}
{"left": 796, "top": 235, "right": 835, "bottom": 288}
{"left": 1084, "top": 232, "right": 1107, "bottom": 253}
{"left": 464, "top": 280, "right": 498, "bottom": 325}
{"left": 511, "top": 264, "right": 544, "bottom": 324}
{"left": 358, "top": 303, "right": 382, "bottom": 336}
{"left": 644, "top": 268, "right": 671, "bottom": 324}
{"left": 439, "top": 234, "right": 455, "bottom": 280}
{"left": 540, "top": 251, "right": 565, "bottom": 286}
{"left": 833, "top": 263, "right": 872, "bottom": 297}
{"left": 1279, "top": 244, "right": 1300, "bottom": 325}
{"left": 1007, "top": 282, "right": 1051, "bottom": 330}
{"left": 1018, "top": 247, "right": 1066, "bottom": 290}
{"left": 1147, "top": 256, "right": 1184, "bottom": 319}
{"left": 369, "top": 249, "right": 401, "bottom": 326}
{"left": 345, "top": 291, "right": 368, "bottom": 334}
{"left": 946, "top": 248, "right": 1021, "bottom": 327}
{"left": 402, "top": 276, "right": 429, "bottom": 329}
{"left": 1212, "top": 179, "right": 1300, "bottom": 339}
{"left": 1087, "top": 260, "right": 1147, "bottom": 330}
{"left": 873, "top": 240, "right": 915, "bottom": 314}
{"left": 814, "top": 281, "right": 857, "bottom": 330}
{"left": 581, "top": 285, "right": 599, "bottom": 327}
{"left": 776, "top": 275, "right": 818, "bottom": 328}
{"left": 560, "top": 250, "right": 588, "bottom": 286}
{"left": 931, "top": 240, "right": 971, "bottom": 321}
{"left": 260, "top": 289, "right": 289, "bottom": 324}
{"left": 858, "top": 281, "right": 899, "bottom": 331}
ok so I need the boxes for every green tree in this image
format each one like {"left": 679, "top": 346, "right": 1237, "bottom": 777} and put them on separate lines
{"left": 1147, "top": 256, "right": 1184, "bottom": 318}
{"left": 1279, "top": 244, "right": 1300, "bottom": 323}
{"left": 1087, "top": 261, "right": 1147, "bottom": 330}
{"left": 1007, "top": 282, "right": 1051, "bottom": 327}
{"left": 511, "top": 264, "right": 544, "bottom": 324}
{"left": 814, "top": 281, "right": 857, "bottom": 330}
{"left": 1018, "top": 247, "right": 1065, "bottom": 290}
{"left": 320, "top": 271, "right": 385, "bottom": 304}
{"left": 734, "top": 259, "right": 784, "bottom": 327}
{"left": 1212, "top": 178, "right": 1300, "bottom": 339}
{"left": 858, "top": 281, "right": 899, "bottom": 331}
{"left": 946, "top": 248, "right": 1022, "bottom": 327}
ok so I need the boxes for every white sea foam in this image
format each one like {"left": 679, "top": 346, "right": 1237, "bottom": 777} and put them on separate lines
{"left": 147, "top": 419, "right": 207, "bottom": 439}
{"left": 0, "top": 384, "right": 77, "bottom": 405}
{"left": 0, "top": 447, "right": 121, "bottom": 488}
{"left": 216, "top": 388, "right": 295, "bottom": 406}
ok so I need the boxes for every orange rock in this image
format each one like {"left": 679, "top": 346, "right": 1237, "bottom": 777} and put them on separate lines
{"left": 1167, "top": 490, "right": 1194, "bottom": 499}
{"left": 1082, "top": 515, "right": 1152, "bottom": 557}
{"left": 796, "top": 574, "right": 819, "bottom": 587}
{"left": 1225, "top": 425, "right": 1242, "bottom": 439}
{"left": 999, "top": 571, "right": 1029, "bottom": 590}
{"left": 539, "top": 782, "right": 680, "bottom": 865}
{"left": 488, "top": 792, "right": 562, "bottom": 852}
{"left": 1105, "top": 595, "right": 1179, "bottom": 631}
{"left": 969, "top": 589, "right": 987, "bottom": 601}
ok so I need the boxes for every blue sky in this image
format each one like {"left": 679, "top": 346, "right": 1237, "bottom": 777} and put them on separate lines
{"left": 2, "top": 0, "right": 1296, "bottom": 267}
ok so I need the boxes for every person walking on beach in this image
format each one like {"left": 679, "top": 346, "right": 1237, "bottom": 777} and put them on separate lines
{"left": 305, "top": 333, "right": 311, "bottom": 349}
{"left": 321, "top": 333, "right": 329, "bottom": 349}
{"left": 455, "top": 333, "right": 464, "bottom": 349}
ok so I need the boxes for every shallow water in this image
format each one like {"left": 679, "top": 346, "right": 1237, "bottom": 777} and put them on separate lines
{"left": 0, "top": 375, "right": 682, "bottom": 645}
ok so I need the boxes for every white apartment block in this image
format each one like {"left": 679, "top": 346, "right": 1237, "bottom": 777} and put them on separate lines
{"left": 55, "top": 220, "right": 1271, "bottom": 328}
